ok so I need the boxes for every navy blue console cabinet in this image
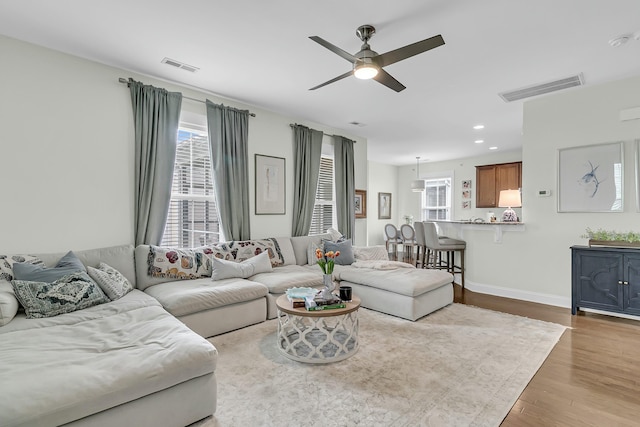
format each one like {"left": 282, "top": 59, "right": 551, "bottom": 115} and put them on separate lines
{"left": 571, "top": 245, "right": 640, "bottom": 316}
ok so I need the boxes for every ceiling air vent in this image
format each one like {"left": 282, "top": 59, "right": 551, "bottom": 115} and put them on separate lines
{"left": 161, "top": 57, "right": 199, "bottom": 73}
{"left": 499, "top": 73, "right": 584, "bottom": 102}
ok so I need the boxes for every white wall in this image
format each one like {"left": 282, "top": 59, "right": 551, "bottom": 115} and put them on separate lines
{"left": 391, "top": 75, "right": 640, "bottom": 307}
{"left": 0, "top": 35, "right": 368, "bottom": 252}
{"left": 396, "top": 150, "right": 523, "bottom": 223}
{"left": 366, "top": 161, "right": 399, "bottom": 245}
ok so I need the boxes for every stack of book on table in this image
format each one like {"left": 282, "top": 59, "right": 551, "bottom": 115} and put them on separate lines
{"left": 286, "top": 287, "right": 346, "bottom": 311}
{"left": 303, "top": 294, "right": 346, "bottom": 311}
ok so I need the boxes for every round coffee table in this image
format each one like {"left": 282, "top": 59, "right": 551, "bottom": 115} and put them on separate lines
{"left": 275, "top": 294, "right": 360, "bottom": 364}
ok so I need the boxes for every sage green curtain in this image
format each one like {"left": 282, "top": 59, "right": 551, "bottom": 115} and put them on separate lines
{"left": 334, "top": 136, "right": 356, "bottom": 239}
{"left": 206, "top": 101, "right": 250, "bottom": 241}
{"left": 292, "top": 125, "right": 323, "bottom": 236}
{"left": 129, "top": 78, "right": 182, "bottom": 246}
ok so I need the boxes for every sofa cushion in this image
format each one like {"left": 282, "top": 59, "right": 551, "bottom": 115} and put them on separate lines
{"left": 144, "top": 278, "right": 268, "bottom": 317}
{"left": 87, "top": 262, "right": 134, "bottom": 301}
{"left": 13, "top": 251, "right": 85, "bottom": 282}
{"left": 0, "top": 254, "right": 44, "bottom": 282}
{"left": 12, "top": 271, "right": 109, "bottom": 318}
{"left": 338, "top": 267, "right": 452, "bottom": 298}
{"left": 0, "top": 290, "right": 217, "bottom": 427}
{"left": 324, "top": 239, "right": 355, "bottom": 265}
{"left": 148, "top": 246, "right": 210, "bottom": 280}
{"left": 211, "top": 251, "right": 272, "bottom": 280}
{"left": 250, "top": 265, "right": 323, "bottom": 294}
{"left": 0, "top": 281, "right": 19, "bottom": 326}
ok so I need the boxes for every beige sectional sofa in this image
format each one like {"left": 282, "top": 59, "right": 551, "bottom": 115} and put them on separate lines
{"left": 0, "top": 234, "right": 453, "bottom": 427}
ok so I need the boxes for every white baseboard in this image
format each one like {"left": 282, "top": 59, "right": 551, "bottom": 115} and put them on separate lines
{"left": 456, "top": 275, "right": 571, "bottom": 308}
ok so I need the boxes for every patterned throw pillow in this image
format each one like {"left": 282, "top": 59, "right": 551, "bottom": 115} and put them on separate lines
{"left": 207, "top": 239, "right": 281, "bottom": 266}
{"left": 147, "top": 246, "right": 211, "bottom": 279}
{"left": 12, "top": 272, "right": 109, "bottom": 319}
{"left": 0, "top": 255, "right": 44, "bottom": 282}
{"left": 87, "top": 262, "right": 133, "bottom": 301}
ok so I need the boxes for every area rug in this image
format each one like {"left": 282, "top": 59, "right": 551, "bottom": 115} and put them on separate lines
{"left": 200, "top": 304, "right": 566, "bottom": 427}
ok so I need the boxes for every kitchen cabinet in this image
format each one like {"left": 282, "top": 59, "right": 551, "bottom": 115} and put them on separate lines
{"left": 475, "top": 162, "right": 521, "bottom": 208}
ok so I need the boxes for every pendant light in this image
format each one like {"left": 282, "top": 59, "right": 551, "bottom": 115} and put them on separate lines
{"left": 411, "top": 156, "right": 425, "bottom": 192}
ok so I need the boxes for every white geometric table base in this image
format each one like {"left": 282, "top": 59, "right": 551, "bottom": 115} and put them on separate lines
{"left": 276, "top": 310, "right": 359, "bottom": 363}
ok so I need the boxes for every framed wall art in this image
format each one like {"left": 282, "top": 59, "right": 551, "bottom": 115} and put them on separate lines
{"left": 378, "top": 192, "right": 391, "bottom": 219}
{"left": 255, "top": 154, "right": 285, "bottom": 215}
{"left": 558, "top": 141, "right": 623, "bottom": 212}
{"left": 355, "top": 189, "right": 367, "bottom": 218}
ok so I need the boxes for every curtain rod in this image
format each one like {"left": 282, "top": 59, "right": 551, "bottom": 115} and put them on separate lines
{"left": 288, "top": 124, "right": 356, "bottom": 142}
{"left": 118, "top": 78, "right": 256, "bottom": 117}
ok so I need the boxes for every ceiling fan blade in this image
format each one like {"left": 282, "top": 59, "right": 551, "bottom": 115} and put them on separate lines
{"left": 373, "top": 69, "right": 406, "bottom": 92}
{"left": 376, "top": 34, "right": 445, "bottom": 68}
{"left": 309, "top": 70, "right": 354, "bottom": 91}
{"left": 309, "top": 36, "right": 358, "bottom": 63}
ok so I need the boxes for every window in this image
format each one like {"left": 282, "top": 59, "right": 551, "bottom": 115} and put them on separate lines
{"left": 422, "top": 177, "right": 452, "bottom": 220}
{"left": 308, "top": 156, "right": 336, "bottom": 235}
{"left": 161, "top": 127, "right": 220, "bottom": 247}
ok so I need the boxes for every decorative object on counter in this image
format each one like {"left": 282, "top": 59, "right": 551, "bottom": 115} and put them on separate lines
{"left": 498, "top": 189, "right": 521, "bottom": 222}
{"left": 486, "top": 212, "right": 495, "bottom": 223}
{"left": 315, "top": 248, "right": 340, "bottom": 299}
{"left": 410, "top": 157, "right": 425, "bottom": 192}
{"left": 354, "top": 189, "right": 367, "bottom": 218}
{"left": 581, "top": 227, "right": 640, "bottom": 247}
{"left": 558, "top": 141, "right": 623, "bottom": 213}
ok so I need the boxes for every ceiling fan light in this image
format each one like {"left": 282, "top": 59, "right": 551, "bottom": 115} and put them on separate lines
{"left": 354, "top": 63, "right": 379, "bottom": 80}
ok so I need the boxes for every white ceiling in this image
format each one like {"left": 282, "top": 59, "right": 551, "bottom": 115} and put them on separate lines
{"left": 2, "top": 0, "right": 640, "bottom": 165}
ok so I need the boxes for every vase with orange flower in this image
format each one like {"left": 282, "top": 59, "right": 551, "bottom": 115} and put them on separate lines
{"left": 315, "top": 247, "right": 341, "bottom": 299}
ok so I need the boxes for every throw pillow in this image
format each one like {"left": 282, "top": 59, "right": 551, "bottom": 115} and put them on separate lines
{"left": 207, "top": 239, "right": 281, "bottom": 267}
{"left": 211, "top": 251, "right": 272, "bottom": 281}
{"left": 265, "top": 237, "right": 296, "bottom": 266}
{"left": 327, "top": 227, "right": 344, "bottom": 242}
{"left": 87, "top": 262, "right": 133, "bottom": 301}
{"left": 13, "top": 251, "right": 86, "bottom": 282}
{"left": 12, "top": 271, "right": 109, "bottom": 319}
{"left": 353, "top": 245, "right": 389, "bottom": 261}
{"left": 0, "top": 254, "right": 44, "bottom": 282}
{"left": 0, "top": 281, "right": 19, "bottom": 326}
{"left": 307, "top": 242, "right": 322, "bottom": 266}
{"left": 148, "top": 246, "right": 210, "bottom": 279}
{"left": 324, "top": 239, "right": 355, "bottom": 265}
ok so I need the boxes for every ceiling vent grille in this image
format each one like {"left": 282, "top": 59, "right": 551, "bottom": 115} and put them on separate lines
{"left": 499, "top": 73, "right": 584, "bottom": 102}
{"left": 161, "top": 57, "right": 199, "bottom": 73}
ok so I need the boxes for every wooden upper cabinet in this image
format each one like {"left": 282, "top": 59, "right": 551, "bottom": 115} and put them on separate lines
{"left": 475, "top": 162, "right": 522, "bottom": 208}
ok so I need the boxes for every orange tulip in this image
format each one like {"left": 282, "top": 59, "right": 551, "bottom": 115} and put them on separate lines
{"left": 335, "top": 251, "right": 341, "bottom": 257}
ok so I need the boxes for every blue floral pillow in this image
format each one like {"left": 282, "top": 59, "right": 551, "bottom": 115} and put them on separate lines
{"left": 12, "top": 271, "right": 108, "bottom": 318}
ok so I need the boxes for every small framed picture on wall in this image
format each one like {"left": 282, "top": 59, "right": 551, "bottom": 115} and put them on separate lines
{"left": 355, "top": 189, "right": 367, "bottom": 218}
{"left": 462, "top": 180, "right": 472, "bottom": 189}
{"left": 378, "top": 192, "right": 392, "bottom": 219}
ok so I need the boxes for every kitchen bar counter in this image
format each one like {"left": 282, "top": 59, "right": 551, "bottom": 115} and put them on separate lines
{"left": 431, "top": 220, "right": 525, "bottom": 243}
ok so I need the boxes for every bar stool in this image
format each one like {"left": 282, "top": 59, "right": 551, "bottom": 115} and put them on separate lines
{"left": 384, "top": 223, "right": 402, "bottom": 261}
{"left": 414, "top": 221, "right": 427, "bottom": 268}
{"left": 400, "top": 224, "right": 416, "bottom": 264}
{"left": 423, "top": 221, "right": 466, "bottom": 288}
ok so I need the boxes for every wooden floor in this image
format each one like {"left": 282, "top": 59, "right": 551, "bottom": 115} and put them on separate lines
{"left": 454, "top": 286, "right": 640, "bottom": 426}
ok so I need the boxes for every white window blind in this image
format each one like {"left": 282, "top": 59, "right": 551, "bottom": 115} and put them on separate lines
{"left": 422, "top": 178, "right": 452, "bottom": 220}
{"left": 308, "top": 156, "right": 336, "bottom": 235}
{"left": 161, "top": 128, "right": 220, "bottom": 248}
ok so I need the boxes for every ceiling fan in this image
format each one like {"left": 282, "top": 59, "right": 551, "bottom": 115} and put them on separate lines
{"left": 309, "top": 24, "right": 445, "bottom": 92}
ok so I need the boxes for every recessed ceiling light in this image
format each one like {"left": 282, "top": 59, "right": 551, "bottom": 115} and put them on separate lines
{"left": 489, "top": 146, "right": 498, "bottom": 150}
{"left": 474, "top": 139, "right": 484, "bottom": 144}
{"left": 473, "top": 124, "right": 485, "bottom": 130}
